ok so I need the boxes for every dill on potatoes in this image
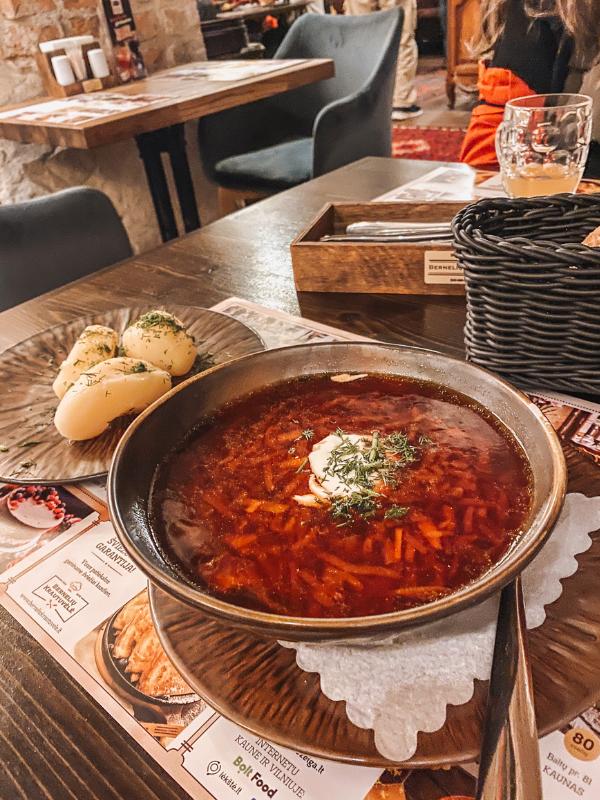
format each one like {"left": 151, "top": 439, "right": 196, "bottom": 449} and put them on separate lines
{"left": 129, "top": 361, "right": 149, "bottom": 374}
{"left": 135, "top": 311, "right": 185, "bottom": 334}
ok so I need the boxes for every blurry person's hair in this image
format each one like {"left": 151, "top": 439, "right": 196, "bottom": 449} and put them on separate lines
{"left": 472, "top": 0, "right": 600, "bottom": 62}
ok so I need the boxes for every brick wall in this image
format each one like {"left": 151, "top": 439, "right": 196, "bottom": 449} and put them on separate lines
{"left": 0, "top": 0, "right": 207, "bottom": 253}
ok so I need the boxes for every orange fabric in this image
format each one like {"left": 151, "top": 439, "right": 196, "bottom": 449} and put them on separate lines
{"left": 460, "top": 63, "right": 536, "bottom": 168}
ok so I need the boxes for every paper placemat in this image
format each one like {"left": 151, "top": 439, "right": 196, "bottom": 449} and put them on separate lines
{"left": 0, "top": 92, "right": 169, "bottom": 126}
{"left": 375, "top": 166, "right": 600, "bottom": 204}
{"left": 168, "top": 59, "right": 308, "bottom": 83}
{"left": 0, "top": 296, "right": 599, "bottom": 800}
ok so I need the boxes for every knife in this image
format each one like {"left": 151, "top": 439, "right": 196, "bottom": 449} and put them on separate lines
{"left": 476, "top": 577, "right": 542, "bottom": 800}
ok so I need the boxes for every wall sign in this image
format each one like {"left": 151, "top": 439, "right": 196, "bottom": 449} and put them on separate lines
{"left": 101, "top": 0, "right": 147, "bottom": 82}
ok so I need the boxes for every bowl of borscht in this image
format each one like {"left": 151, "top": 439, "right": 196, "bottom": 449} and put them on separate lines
{"left": 108, "top": 342, "right": 566, "bottom": 642}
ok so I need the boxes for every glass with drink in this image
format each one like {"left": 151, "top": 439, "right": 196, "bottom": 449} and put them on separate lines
{"left": 496, "top": 93, "right": 593, "bottom": 198}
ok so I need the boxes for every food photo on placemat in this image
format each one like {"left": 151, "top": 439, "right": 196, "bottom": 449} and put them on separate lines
{"left": 0, "top": 483, "right": 97, "bottom": 574}
{"left": 73, "top": 589, "right": 207, "bottom": 748}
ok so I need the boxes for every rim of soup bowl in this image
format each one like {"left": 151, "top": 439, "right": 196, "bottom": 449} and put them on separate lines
{"left": 108, "top": 342, "right": 567, "bottom": 642}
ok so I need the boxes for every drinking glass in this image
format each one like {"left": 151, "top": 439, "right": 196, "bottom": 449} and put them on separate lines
{"left": 496, "top": 93, "right": 593, "bottom": 198}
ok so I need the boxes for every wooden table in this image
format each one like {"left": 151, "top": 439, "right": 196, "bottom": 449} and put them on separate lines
{"left": 0, "top": 157, "right": 503, "bottom": 799}
{"left": 0, "top": 58, "right": 333, "bottom": 242}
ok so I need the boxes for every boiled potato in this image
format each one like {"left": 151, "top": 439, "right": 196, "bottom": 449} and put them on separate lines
{"left": 54, "top": 357, "right": 171, "bottom": 441}
{"left": 121, "top": 310, "right": 196, "bottom": 376}
{"left": 52, "top": 324, "right": 118, "bottom": 399}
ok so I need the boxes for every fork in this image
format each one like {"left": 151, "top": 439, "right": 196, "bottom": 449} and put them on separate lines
{"left": 141, "top": 722, "right": 185, "bottom": 738}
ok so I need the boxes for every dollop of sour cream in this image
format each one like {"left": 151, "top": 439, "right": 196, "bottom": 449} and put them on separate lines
{"left": 294, "top": 432, "right": 373, "bottom": 507}
{"left": 309, "top": 433, "right": 370, "bottom": 497}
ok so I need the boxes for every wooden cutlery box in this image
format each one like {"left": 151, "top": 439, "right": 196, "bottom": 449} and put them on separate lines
{"left": 290, "top": 202, "right": 467, "bottom": 295}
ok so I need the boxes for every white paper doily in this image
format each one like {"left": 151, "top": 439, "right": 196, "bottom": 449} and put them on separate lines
{"left": 281, "top": 493, "right": 600, "bottom": 762}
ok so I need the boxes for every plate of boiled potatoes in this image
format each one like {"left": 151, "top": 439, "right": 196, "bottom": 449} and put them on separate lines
{"left": 0, "top": 306, "right": 264, "bottom": 484}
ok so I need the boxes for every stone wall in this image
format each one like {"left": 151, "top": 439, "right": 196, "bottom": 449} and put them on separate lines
{"left": 0, "top": 0, "right": 206, "bottom": 253}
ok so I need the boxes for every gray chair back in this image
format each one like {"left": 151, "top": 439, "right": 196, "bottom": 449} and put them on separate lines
{"left": 198, "top": 8, "right": 402, "bottom": 183}
{"left": 274, "top": 9, "right": 402, "bottom": 127}
{"left": 0, "top": 187, "right": 132, "bottom": 312}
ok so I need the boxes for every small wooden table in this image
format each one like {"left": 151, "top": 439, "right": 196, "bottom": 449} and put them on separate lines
{"left": 0, "top": 58, "right": 333, "bottom": 242}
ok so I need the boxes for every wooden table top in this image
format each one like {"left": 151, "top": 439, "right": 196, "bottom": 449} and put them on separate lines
{"left": 217, "top": 0, "right": 309, "bottom": 21}
{"left": 0, "top": 58, "right": 333, "bottom": 149}
{"left": 0, "top": 157, "right": 474, "bottom": 800}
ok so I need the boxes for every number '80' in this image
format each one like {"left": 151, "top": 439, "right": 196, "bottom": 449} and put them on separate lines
{"left": 572, "top": 732, "right": 595, "bottom": 751}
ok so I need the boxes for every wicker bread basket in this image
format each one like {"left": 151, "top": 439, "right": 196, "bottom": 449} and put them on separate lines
{"left": 452, "top": 194, "right": 600, "bottom": 394}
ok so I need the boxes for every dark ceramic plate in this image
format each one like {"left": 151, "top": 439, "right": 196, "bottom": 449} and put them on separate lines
{"left": 0, "top": 306, "right": 264, "bottom": 484}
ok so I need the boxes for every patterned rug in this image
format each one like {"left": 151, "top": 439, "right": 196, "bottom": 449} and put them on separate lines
{"left": 392, "top": 125, "right": 466, "bottom": 162}
{"left": 414, "top": 66, "right": 448, "bottom": 105}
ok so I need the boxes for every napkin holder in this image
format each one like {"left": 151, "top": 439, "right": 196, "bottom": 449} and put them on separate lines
{"left": 290, "top": 202, "right": 467, "bottom": 295}
{"left": 36, "top": 41, "right": 118, "bottom": 97}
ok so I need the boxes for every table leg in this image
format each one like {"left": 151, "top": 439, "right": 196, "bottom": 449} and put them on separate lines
{"left": 166, "top": 124, "right": 201, "bottom": 234}
{"left": 135, "top": 124, "right": 201, "bottom": 243}
{"left": 136, "top": 130, "right": 179, "bottom": 242}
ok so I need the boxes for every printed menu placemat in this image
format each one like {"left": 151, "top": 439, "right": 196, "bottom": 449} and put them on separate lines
{"left": 0, "top": 297, "right": 599, "bottom": 800}
{"left": 0, "top": 93, "right": 169, "bottom": 126}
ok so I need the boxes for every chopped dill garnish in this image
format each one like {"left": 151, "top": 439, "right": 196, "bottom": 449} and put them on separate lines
{"left": 331, "top": 493, "right": 378, "bottom": 525}
{"left": 11, "top": 460, "right": 37, "bottom": 477}
{"left": 384, "top": 505, "right": 410, "bottom": 520}
{"left": 187, "top": 352, "right": 216, "bottom": 377}
{"left": 135, "top": 310, "right": 185, "bottom": 333}
{"left": 80, "top": 371, "right": 99, "bottom": 387}
{"left": 321, "top": 429, "right": 431, "bottom": 524}
{"left": 196, "top": 351, "right": 215, "bottom": 371}
{"left": 301, "top": 429, "right": 314, "bottom": 441}
{"left": 324, "top": 430, "right": 395, "bottom": 491}
{"left": 382, "top": 431, "right": 417, "bottom": 464}
{"left": 129, "top": 361, "right": 149, "bottom": 374}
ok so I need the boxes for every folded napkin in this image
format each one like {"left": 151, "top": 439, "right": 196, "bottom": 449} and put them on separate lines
{"left": 281, "top": 493, "right": 600, "bottom": 762}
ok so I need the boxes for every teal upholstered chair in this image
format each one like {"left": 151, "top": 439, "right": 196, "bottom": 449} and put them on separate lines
{"left": 197, "top": 9, "right": 403, "bottom": 212}
{"left": 0, "top": 187, "right": 131, "bottom": 311}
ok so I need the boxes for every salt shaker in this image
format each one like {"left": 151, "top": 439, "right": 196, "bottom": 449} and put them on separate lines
{"left": 87, "top": 48, "right": 110, "bottom": 79}
{"left": 51, "top": 55, "right": 76, "bottom": 87}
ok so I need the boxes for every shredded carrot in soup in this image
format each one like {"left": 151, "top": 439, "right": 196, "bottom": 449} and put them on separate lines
{"left": 151, "top": 375, "right": 532, "bottom": 618}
